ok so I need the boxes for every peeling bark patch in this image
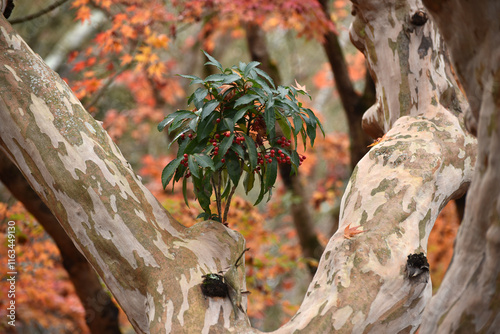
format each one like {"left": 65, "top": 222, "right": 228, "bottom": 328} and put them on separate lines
{"left": 164, "top": 300, "right": 174, "bottom": 334}
{"left": 4, "top": 64, "right": 21, "bottom": 81}
{"left": 0, "top": 26, "right": 22, "bottom": 49}
{"left": 331, "top": 306, "right": 353, "bottom": 330}
{"left": 87, "top": 187, "right": 159, "bottom": 269}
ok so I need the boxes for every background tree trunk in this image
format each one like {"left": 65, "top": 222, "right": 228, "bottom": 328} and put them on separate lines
{"left": 245, "top": 22, "right": 323, "bottom": 274}
{"left": 419, "top": 1, "right": 500, "bottom": 332}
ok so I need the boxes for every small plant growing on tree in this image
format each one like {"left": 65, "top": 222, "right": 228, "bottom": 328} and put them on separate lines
{"left": 158, "top": 51, "right": 323, "bottom": 224}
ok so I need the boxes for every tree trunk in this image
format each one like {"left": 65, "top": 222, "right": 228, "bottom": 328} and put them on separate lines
{"left": 419, "top": 1, "right": 500, "bottom": 332}
{"left": 0, "top": 150, "right": 122, "bottom": 334}
{"left": 0, "top": 0, "right": 477, "bottom": 331}
{"left": 318, "top": 0, "right": 375, "bottom": 168}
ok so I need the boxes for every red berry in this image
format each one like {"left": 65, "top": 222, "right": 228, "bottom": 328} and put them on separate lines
{"left": 225, "top": 132, "right": 230, "bottom": 137}
{"left": 188, "top": 133, "right": 193, "bottom": 139}
{"left": 180, "top": 134, "right": 185, "bottom": 139}
{"left": 216, "top": 118, "right": 221, "bottom": 123}
{"left": 267, "top": 158, "right": 272, "bottom": 163}
{"left": 221, "top": 158, "right": 225, "bottom": 163}
{"left": 270, "top": 149, "right": 275, "bottom": 154}
{"left": 302, "top": 156, "right": 306, "bottom": 160}
{"left": 280, "top": 153, "right": 285, "bottom": 158}
{"left": 213, "top": 142, "right": 217, "bottom": 146}
{"left": 215, "top": 134, "right": 220, "bottom": 139}
{"left": 281, "top": 144, "right": 285, "bottom": 148}
{"left": 278, "top": 149, "right": 282, "bottom": 154}
{"left": 183, "top": 154, "right": 188, "bottom": 158}
{"left": 257, "top": 153, "right": 262, "bottom": 157}
{"left": 264, "top": 154, "right": 269, "bottom": 159}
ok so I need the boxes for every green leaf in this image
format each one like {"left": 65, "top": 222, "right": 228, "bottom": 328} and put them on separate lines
{"left": 202, "top": 50, "right": 223, "bottom": 71}
{"left": 244, "top": 61, "right": 261, "bottom": 77}
{"left": 244, "top": 170, "right": 255, "bottom": 194}
{"left": 292, "top": 114, "right": 303, "bottom": 135}
{"left": 230, "top": 143, "right": 245, "bottom": 157}
{"left": 196, "top": 113, "right": 216, "bottom": 141}
{"left": 305, "top": 108, "right": 325, "bottom": 137}
{"left": 277, "top": 86, "right": 288, "bottom": 99}
{"left": 182, "top": 177, "right": 190, "bottom": 207}
{"left": 254, "top": 174, "right": 266, "bottom": 205}
{"left": 254, "top": 67, "right": 276, "bottom": 89}
{"left": 219, "top": 133, "right": 235, "bottom": 157}
{"left": 161, "top": 157, "right": 183, "bottom": 188}
{"left": 158, "top": 110, "right": 194, "bottom": 132}
{"left": 233, "top": 105, "right": 254, "bottom": 124}
{"left": 188, "top": 155, "right": 200, "bottom": 178}
{"left": 201, "top": 100, "right": 219, "bottom": 120}
{"left": 251, "top": 76, "right": 272, "bottom": 96}
{"left": 205, "top": 73, "right": 227, "bottom": 82}
{"left": 193, "top": 174, "right": 212, "bottom": 213}
{"left": 174, "top": 133, "right": 189, "bottom": 152}
{"left": 223, "top": 117, "right": 235, "bottom": 133}
{"left": 264, "top": 158, "right": 278, "bottom": 192}
{"left": 194, "top": 154, "right": 215, "bottom": 170}
{"left": 304, "top": 116, "right": 317, "bottom": 146}
{"left": 242, "top": 133, "right": 257, "bottom": 170}
{"left": 234, "top": 94, "right": 259, "bottom": 108}
{"left": 264, "top": 105, "right": 276, "bottom": 138}
{"left": 221, "top": 73, "right": 242, "bottom": 84}
{"left": 277, "top": 115, "right": 292, "bottom": 139}
{"left": 194, "top": 87, "right": 208, "bottom": 109}
{"left": 178, "top": 74, "right": 204, "bottom": 85}
{"left": 226, "top": 152, "right": 242, "bottom": 186}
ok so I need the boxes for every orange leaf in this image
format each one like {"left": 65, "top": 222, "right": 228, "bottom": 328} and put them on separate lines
{"left": 344, "top": 223, "right": 364, "bottom": 239}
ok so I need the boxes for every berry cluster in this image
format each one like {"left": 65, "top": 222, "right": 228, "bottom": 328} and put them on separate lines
{"left": 181, "top": 154, "right": 192, "bottom": 178}
{"left": 276, "top": 136, "right": 292, "bottom": 148}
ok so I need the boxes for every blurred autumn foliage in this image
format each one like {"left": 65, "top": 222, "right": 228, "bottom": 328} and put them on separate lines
{"left": 0, "top": 0, "right": 462, "bottom": 332}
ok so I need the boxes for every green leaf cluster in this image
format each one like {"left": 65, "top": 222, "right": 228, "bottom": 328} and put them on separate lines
{"left": 158, "top": 51, "right": 324, "bottom": 223}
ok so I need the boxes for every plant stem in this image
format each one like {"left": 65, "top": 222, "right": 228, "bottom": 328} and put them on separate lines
{"left": 211, "top": 175, "right": 222, "bottom": 220}
{"left": 223, "top": 185, "right": 237, "bottom": 223}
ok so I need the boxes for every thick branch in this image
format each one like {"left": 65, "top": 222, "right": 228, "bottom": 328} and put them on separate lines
{"left": 0, "top": 151, "right": 122, "bottom": 334}
{"left": 419, "top": 1, "right": 500, "bottom": 332}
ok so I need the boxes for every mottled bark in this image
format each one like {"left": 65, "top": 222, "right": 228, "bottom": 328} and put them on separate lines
{"left": 0, "top": 0, "right": 478, "bottom": 331}
{"left": 319, "top": 0, "right": 375, "bottom": 168}
{"left": 245, "top": 23, "right": 323, "bottom": 275}
{"left": 273, "top": 0, "right": 476, "bottom": 331}
{"left": 419, "top": 1, "right": 500, "bottom": 333}
{"left": 0, "top": 150, "right": 122, "bottom": 334}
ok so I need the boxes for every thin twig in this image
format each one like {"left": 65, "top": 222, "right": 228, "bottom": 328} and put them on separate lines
{"left": 223, "top": 185, "right": 236, "bottom": 223}
{"left": 10, "top": 0, "right": 70, "bottom": 24}
{"left": 211, "top": 175, "right": 222, "bottom": 220}
{"left": 84, "top": 63, "right": 132, "bottom": 110}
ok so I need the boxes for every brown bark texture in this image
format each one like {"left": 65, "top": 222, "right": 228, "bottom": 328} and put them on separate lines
{"left": 0, "top": 0, "right": 479, "bottom": 331}
{"left": 0, "top": 150, "right": 122, "bottom": 334}
{"left": 318, "top": 0, "right": 375, "bottom": 168}
{"left": 419, "top": 1, "right": 500, "bottom": 332}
